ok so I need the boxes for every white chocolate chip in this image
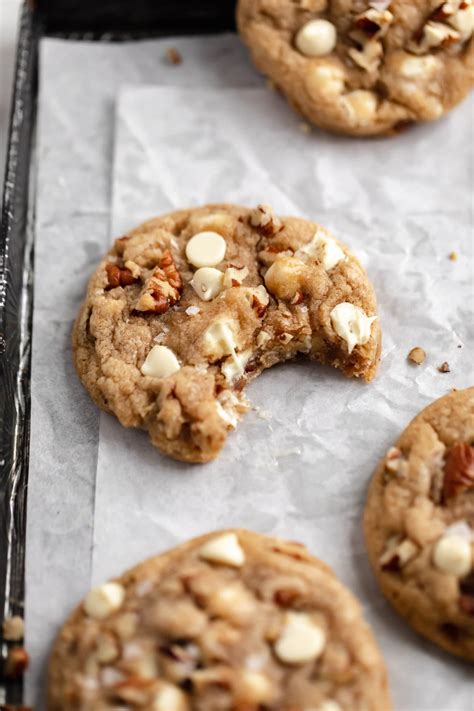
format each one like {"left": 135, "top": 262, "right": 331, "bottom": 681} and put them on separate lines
{"left": 306, "top": 63, "right": 346, "bottom": 96}
{"left": 199, "top": 533, "right": 246, "bottom": 567}
{"left": 84, "top": 582, "right": 126, "bottom": 620}
{"left": 190, "top": 267, "right": 224, "bottom": 301}
{"left": 141, "top": 345, "right": 180, "bottom": 379}
{"left": 238, "top": 670, "right": 274, "bottom": 703}
{"left": 223, "top": 265, "right": 249, "bottom": 288}
{"left": 330, "top": 302, "right": 377, "bottom": 354}
{"left": 274, "top": 612, "right": 326, "bottom": 664}
{"left": 400, "top": 55, "right": 439, "bottom": 79}
{"left": 185, "top": 231, "right": 226, "bottom": 268}
{"left": 152, "top": 683, "right": 188, "bottom": 711}
{"left": 296, "top": 230, "right": 346, "bottom": 270}
{"left": 257, "top": 330, "right": 271, "bottom": 347}
{"left": 222, "top": 349, "right": 252, "bottom": 383}
{"left": 203, "top": 319, "right": 239, "bottom": 361}
{"left": 317, "top": 702, "right": 343, "bottom": 711}
{"left": 216, "top": 401, "right": 238, "bottom": 428}
{"left": 296, "top": 19, "right": 337, "bottom": 57}
{"left": 448, "top": 4, "right": 474, "bottom": 40}
{"left": 342, "top": 90, "right": 378, "bottom": 126}
{"left": 433, "top": 535, "right": 472, "bottom": 576}
{"left": 95, "top": 634, "right": 120, "bottom": 663}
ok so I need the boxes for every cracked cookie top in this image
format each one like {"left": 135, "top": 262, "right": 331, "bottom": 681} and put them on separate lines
{"left": 73, "top": 204, "right": 381, "bottom": 463}
{"left": 236, "top": 1, "right": 474, "bottom": 136}
{"left": 47, "top": 529, "right": 391, "bottom": 711}
{"left": 364, "top": 387, "right": 474, "bottom": 660}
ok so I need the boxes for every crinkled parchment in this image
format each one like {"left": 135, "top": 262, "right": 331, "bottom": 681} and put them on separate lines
{"left": 27, "top": 35, "right": 259, "bottom": 706}
{"left": 28, "top": 33, "right": 473, "bottom": 710}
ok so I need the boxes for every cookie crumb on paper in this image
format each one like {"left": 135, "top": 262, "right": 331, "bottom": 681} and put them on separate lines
{"left": 407, "top": 347, "right": 426, "bottom": 365}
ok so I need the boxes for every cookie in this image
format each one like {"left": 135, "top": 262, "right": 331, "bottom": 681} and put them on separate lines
{"left": 364, "top": 387, "right": 474, "bottom": 660}
{"left": 47, "top": 529, "right": 392, "bottom": 710}
{"left": 236, "top": 1, "right": 474, "bottom": 137}
{"left": 73, "top": 203, "right": 381, "bottom": 463}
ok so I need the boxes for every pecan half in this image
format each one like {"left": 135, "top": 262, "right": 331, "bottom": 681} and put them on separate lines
{"left": 442, "top": 442, "right": 474, "bottom": 500}
{"left": 105, "top": 262, "right": 139, "bottom": 290}
{"left": 135, "top": 250, "right": 183, "bottom": 314}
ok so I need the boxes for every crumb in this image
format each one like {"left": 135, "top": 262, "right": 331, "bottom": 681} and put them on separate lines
{"left": 457, "top": 344, "right": 462, "bottom": 348}
{"left": 2, "top": 615, "right": 24, "bottom": 641}
{"left": 185, "top": 305, "right": 200, "bottom": 316}
{"left": 407, "top": 347, "right": 426, "bottom": 365}
{"left": 166, "top": 47, "right": 182, "bottom": 65}
{"left": 299, "top": 122, "right": 312, "bottom": 134}
{"left": 448, "top": 251, "right": 458, "bottom": 261}
{"left": 438, "top": 361, "right": 450, "bottom": 373}
{"left": 266, "top": 79, "right": 276, "bottom": 91}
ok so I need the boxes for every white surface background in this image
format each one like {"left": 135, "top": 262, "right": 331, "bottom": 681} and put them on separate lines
{"left": 0, "top": 0, "right": 22, "bottom": 196}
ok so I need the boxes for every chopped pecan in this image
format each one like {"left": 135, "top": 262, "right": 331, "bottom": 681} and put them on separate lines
{"left": 105, "top": 262, "right": 138, "bottom": 290}
{"left": 135, "top": 250, "right": 183, "bottom": 314}
{"left": 114, "top": 235, "right": 131, "bottom": 255}
{"left": 3, "top": 647, "right": 29, "bottom": 678}
{"left": 442, "top": 442, "right": 474, "bottom": 500}
{"left": 250, "top": 204, "right": 282, "bottom": 236}
{"left": 460, "top": 572, "right": 474, "bottom": 614}
{"left": 274, "top": 588, "right": 300, "bottom": 606}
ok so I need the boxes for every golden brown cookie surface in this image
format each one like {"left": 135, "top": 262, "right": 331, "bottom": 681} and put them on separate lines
{"left": 73, "top": 204, "right": 381, "bottom": 462}
{"left": 236, "top": 1, "right": 474, "bottom": 136}
{"left": 47, "top": 529, "right": 391, "bottom": 710}
{"left": 364, "top": 387, "right": 474, "bottom": 660}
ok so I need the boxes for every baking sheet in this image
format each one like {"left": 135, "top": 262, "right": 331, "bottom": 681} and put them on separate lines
{"left": 93, "top": 83, "right": 474, "bottom": 710}
{"left": 26, "top": 34, "right": 259, "bottom": 706}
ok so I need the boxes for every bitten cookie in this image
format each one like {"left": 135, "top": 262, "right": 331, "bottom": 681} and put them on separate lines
{"left": 236, "top": 1, "right": 474, "bottom": 136}
{"left": 47, "top": 529, "right": 392, "bottom": 710}
{"left": 73, "top": 204, "right": 381, "bottom": 463}
{"left": 364, "top": 387, "right": 474, "bottom": 660}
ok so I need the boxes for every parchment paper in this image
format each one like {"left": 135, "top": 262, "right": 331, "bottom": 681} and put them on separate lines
{"left": 93, "top": 84, "right": 474, "bottom": 710}
{"left": 27, "top": 35, "right": 259, "bottom": 705}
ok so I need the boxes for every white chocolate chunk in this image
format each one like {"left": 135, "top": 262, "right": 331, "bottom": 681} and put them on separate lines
{"left": 400, "top": 55, "right": 439, "bottom": 79}
{"left": 257, "top": 330, "right": 271, "bottom": 347}
{"left": 152, "top": 683, "right": 188, "bottom": 711}
{"left": 296, "top": 230, "right": 345, "bottom": 270}
{"left": 448, "top": 5, "right": 474, "bottom": 40}
{"left": 238, "top": 670, "right": 274, "bottom": 703}
{"left": 342, "top": 90, "right": 378, "bottom": 126}
{"left": 84, "top": 582, "right": 126, "bottom": 620}
{"left": 190, "top": 267, "right": 224, "bottom": 301}
{"left": 185, "top": 305, "right": 200, "bottom": 316}
{"left": 296, "top": 19, "right": 337, "bottom": 57}
{"left": 141, "top": 345, "right": 180, "bottom": 378}
{"left": 330, "top": 302, "right": 377, "bottom": 354}
{"left": 216, "top": 401, "right": 238, "bottom": 428}
{"left": 185, "top": 231, "right": 226, "bottom": 268}
{"left": 199, "top": 533, "right": 245, "bottom": 567}
{"left": 203, "top": 319, "right": 239, "bottom": 361}
{"left": 306, "top": 64, "right": 346, "bottom": 96}
{"left": 222, "top": 349, "right": 252, "bottom": 383}
{"left": 274, "top": 612, "right": 326, "bottom": 664}
{"left": 317, "top": 702, "right": 343, "bottom": 711}
{"left": 433, "top": 535, "right": 472, "bottom": 576}
{"left": 223, "top": 265, "right": 249, "bottom": 288}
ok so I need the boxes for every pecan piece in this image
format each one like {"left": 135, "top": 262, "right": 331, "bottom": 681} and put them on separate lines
{"left": 105, "top": 262, "right": 138, "bottom": 290}
{"left": 250, "top": 204, "right": 282, "bottom": 237}
{"left": 460, "top": 572, "right": 474, "bottom": 614}
{"left": 442, "top": 442, "right": 474, "bottom": 500}
{"left": 3, "top": 647, "right": 29, "bottom": 678}
{"left": 135, "top": 250, "right": 183, "bottom": 314}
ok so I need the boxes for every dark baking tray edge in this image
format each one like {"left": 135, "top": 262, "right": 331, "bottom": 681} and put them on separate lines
{"left": 0, "top": 0, "right": 238, "bottom": 703}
